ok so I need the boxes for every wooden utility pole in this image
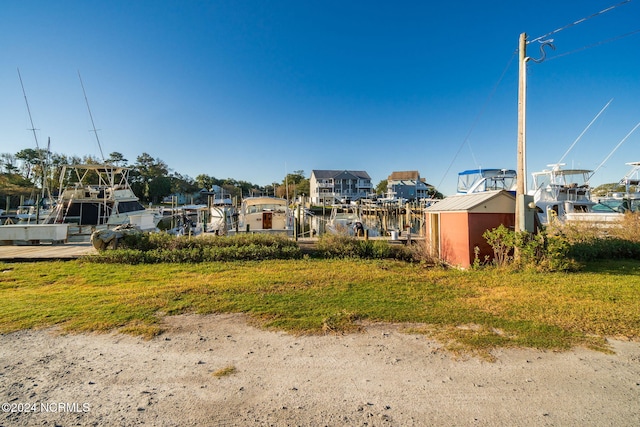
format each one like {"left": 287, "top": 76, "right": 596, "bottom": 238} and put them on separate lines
{"left": 516, "top": 32, "right": 528, "bottom": 233}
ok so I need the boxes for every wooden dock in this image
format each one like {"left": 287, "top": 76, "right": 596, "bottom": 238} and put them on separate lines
{"left": 0, "top": 241, "right": 96, "bottom": 262}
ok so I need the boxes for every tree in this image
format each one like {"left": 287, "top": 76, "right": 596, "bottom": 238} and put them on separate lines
{"left": 279, "top": 170, "right": 309, "bottom": 200}
{"left": 170, "top": 173, "right": 200, "bottom": 202}
{"left": 15, "top": 148, "right": 44, "bottom": 180}
{"left": 592, "top": 182, "right": 625, "bottom": 198}
{"left": 0, "top": 153, "right": 19, "bottom": 174}
{"left": 375, "top": 180, "right": 388, "bottom": 195}
{"left": 132, "top": 153, "right": 170, "bottom": 203}
{"left": 195, "top": 174, "right": 215, "bottom": 191}
{"left": 106, "top": 152, "right": 128, "bottom": 166}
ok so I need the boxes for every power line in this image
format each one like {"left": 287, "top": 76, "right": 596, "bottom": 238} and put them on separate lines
{"left": 546, "top": 28, "right": 640, "bottom": 61}
{"left": 529, "top": 0, "right": 632, "bottom": 44}
{"left": 435, "top": 51, "right": 517, "bottom": 192}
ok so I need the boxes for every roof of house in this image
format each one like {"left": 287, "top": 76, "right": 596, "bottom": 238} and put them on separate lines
{"left": 388, "top": 171, "right": 420, "bottom": 181}
{"left": 425, "top": 190, "right": 515, "bottom": 212}
{"left": 311, "top": 170, "right": 371, "bottom": 180}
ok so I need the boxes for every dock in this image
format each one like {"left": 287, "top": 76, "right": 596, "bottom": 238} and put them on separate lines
{"left": 0, "top": 240, "right": 96, "bottom": 262}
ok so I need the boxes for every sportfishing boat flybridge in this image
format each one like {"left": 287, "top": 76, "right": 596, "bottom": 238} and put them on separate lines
{"left": 44, "top": 164, "right": 161, "bottom": 231}
{"left": 529, "top": 163, "right": 597, "bottom": 224}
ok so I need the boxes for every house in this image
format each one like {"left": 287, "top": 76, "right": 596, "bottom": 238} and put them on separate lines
{"left": 309, "top": 170, "right": 373, "bottom": 205}
{"left": 424, "top": 190, "right": 516, "bottom": 268}
{"left": 162, "top": 191, "right": 202, "bottom": 205}
{"left": 387, "top": 171, "right": 434, "bottom": 201}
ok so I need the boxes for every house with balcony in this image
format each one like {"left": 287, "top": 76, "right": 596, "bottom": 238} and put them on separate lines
{"left": 386, "top": 171, "right": 434, "bottom": 201}
{"left": 310, "top": 170, "right": 373, "bottom": 205}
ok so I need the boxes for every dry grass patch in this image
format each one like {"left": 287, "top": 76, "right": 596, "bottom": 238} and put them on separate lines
{"left": 212, "top": 366, "right": 237, "bottom": 378}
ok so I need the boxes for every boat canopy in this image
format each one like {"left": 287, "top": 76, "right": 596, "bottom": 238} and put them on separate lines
{"left": 457, "top": 169, "right": 517, "bottom": 194}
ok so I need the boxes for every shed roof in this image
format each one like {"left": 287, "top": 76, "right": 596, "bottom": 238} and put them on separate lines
{"left": 425, "top": 190, "right": 515, "bottom": 213}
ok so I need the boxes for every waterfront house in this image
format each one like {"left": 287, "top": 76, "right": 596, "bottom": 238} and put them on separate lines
{"left": 309, "top": 170, "right": 373, "bottom": 205}
{"left": 386, "top": 171, "right": 434, "bottom": 201}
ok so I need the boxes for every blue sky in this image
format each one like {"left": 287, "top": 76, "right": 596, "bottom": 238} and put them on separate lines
{"left": 1, "top": 0, "right": 639, "bottom": 196}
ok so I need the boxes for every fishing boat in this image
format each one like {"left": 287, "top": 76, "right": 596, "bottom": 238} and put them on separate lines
{"left": 233, "top": 196, "right": 293, "bottom": 235}
{"left": 43, "top": 164, "right": 161, "bottom": 231}
{"left": 325, "top": 206, "right": 369, "bottom": 236}
{"left": 165, "top": 204, "right": 207, "bottom": 236}
{"left": 202, "top": 193, "right": 235, "bottom": 234}
{"left": 457, "top": 169, "right": 517, "bottom": 195}
{"left": 529, "top": 163, "right": 598, "bottom": 224}
{"left": 595, "top": 161, "right": 640, "bottom": 213}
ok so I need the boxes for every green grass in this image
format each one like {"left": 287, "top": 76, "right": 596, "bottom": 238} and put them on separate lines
{"left": 1, "top": 259, "right": 639, "bottom": 357}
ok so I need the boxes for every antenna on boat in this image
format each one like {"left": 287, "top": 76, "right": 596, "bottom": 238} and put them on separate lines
{"left": 557, "top": 98, "right": 613, "bottom": 165}
{"left": 590, "top": 121, "right": 640, "bottom": 179}
{"left": 17, "top": 68, "right": 42, "bottom": 152}
{"left": 78, "top": 71, "right": 105, "bottom": 162}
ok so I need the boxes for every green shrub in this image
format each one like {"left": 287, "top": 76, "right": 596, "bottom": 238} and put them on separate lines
{"left": 481, "top": 226, "right": 580, "bottom": 272}
{"left": 314, "top": 234, "right": 413, "bottom": 261}
{"left": 91, "top": 233, "right": 303, "bottom": 263}
{"left": 482, "top": 224, "right": 515, "bottom": 267}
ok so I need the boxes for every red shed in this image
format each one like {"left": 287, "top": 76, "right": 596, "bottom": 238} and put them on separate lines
{"left": 424, "top": 190, "right": 515, "bottom": 268}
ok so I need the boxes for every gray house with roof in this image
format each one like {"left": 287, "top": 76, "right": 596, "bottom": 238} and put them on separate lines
{"left": 386, "top": 171, "right": 434, "bottom": 201}
{"left": 309, "top": 170, "right": 373, "bottom": 205}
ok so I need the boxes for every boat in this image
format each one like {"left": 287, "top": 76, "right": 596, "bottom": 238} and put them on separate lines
{"left": 457, "top": 169, "right": 517, "bottom": 195}
{"left": 202, "top": 192, "right": 235, "bottom": 235}
{"left": 165, "top": 204, "right": 207, "bottom": 236}
{"left": 529, "top": 163, "right": 598, "bottom": 224}
{"left": 325, "top": 206, "right": 369, "bottom": 236}
{"left": 233, "top": 196, "right": 293, "bottom": 235}
{"left": 595, "top": 161, "right": 640, "bottom": 213}
{"left": 43, "top": 164, "right": 161, "bottom": 232}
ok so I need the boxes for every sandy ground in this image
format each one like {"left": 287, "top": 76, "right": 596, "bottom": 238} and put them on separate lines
{"left": 1, "top": 314, "right": 639, "bottom": 427}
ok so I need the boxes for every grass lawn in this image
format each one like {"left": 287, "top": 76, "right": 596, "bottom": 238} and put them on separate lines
{"left": 1, "top": 258, "right": 639, "bottom": 356}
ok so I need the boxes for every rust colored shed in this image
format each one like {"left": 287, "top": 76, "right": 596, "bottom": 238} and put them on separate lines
{"left": 424, "top": 190, "right": 515, "bottom": 268}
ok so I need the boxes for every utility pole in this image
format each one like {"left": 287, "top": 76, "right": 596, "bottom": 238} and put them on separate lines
{"left": 516, "top": 33, "right": 554, "bottom": 233}
{"left": 516, "top": 32, "right": 527, "bottom": 233}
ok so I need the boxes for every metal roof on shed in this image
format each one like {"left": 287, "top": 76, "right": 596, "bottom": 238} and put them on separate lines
{"left": 425, "top": 190, "right": 515, "bottom": 212}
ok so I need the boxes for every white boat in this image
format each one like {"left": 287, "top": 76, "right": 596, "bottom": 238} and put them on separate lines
{"left": 165, "top": 204, "right": 207, "bottom": 236}
{"left": 457, "top": 169, "right": 517, "bottom": 195}
{"left": 203, "top": 194, "right": 235, "bottom": 235}
{"left": 529, "top": 163, "right": 598, "bottom": 224}
{"left": 326, "top": 206, "right": 368, "bottom": 236}
{"left": 43, "top": 164, "right": 161, "bottom": 231}
{"left": 233, "top": 196, "right": 293, "bottom": 235}
{"left": 595, "top": 161, "right": 640, "bottom": 213}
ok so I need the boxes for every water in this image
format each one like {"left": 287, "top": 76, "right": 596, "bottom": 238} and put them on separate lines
{"left": 299, "top": 212, "right": 424, "bottom": 237}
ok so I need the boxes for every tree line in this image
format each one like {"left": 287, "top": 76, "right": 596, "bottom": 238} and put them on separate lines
{"left": 0, "top": 148, "right": 310, "bottom": 207}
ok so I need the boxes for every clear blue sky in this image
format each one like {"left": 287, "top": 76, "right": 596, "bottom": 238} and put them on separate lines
{"left": 1, "top": 0, "right": 639, "bottom": 196}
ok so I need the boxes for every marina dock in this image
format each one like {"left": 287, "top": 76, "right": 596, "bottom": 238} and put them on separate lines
{"left": 0, "top": 241, "right": 96, "bottom": 261}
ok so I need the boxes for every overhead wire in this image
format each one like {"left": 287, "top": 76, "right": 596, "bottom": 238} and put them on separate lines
{"left": 545, "top": 28, "right": 640, "bottom": 61}
{"left": 435, "top": 51, "right": 517, "bottom": 192}
{"left": 435, "top": 0, "right": 635, "bottom": 194}
{"left": 528, "top": 0, "right": 632, "bottom": 44}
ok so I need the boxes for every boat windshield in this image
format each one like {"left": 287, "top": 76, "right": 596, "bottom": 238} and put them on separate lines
{"left": 246, "top": 203, "right": 287, "bottom": 214}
